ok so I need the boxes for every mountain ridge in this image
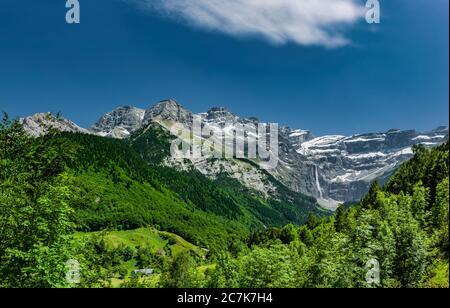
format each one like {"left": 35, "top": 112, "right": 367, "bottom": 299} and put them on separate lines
{"left": 20, "top": 99, "right": 449, "bottom": 209}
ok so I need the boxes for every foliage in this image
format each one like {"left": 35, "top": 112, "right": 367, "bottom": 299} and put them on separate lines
{"left": 211, "top": 142, "right": 449, "bottom": 288}
{"left": 0, "top": 115, "right": 77, "bottom": 287}
{"left": 160, "top": 251, "right": 202, "bottom": 288}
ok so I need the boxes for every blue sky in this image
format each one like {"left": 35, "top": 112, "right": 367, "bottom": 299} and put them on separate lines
{"left": 0, "top": 0, "right": 448, "bottom": 136}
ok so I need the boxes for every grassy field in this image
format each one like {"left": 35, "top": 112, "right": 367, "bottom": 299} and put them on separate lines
{"left": 75, "top": 227, "right": 206, "bottom": 257}
{"left": 75, "top": 227, "right": 210, "bottom": 287}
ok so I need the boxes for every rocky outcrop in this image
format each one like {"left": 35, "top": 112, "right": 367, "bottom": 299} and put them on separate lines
{"left": 91, "top": 106, "right": 145, "bottom": 138}
{"left": 21, "top": 113, "right": 90, "bottom": 137}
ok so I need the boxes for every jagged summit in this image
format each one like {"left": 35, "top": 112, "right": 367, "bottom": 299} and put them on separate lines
{"left": 90, "top": 99, "right": 195, "bottom": 138}
{"left": 91, "top": 106, "right": 145, "bottom": 138}
{"left": 21, "top": 112, "right": 89, "bottom": 137}
{"left": 143, "top": 99, "right": 193, "bottom": 126}
{"left": 153, "top": 99, "right": 184, "bottom": 110}
{"left": 205, "top": 106, "right": 238, "bottom": 122}
{"left": 280, "top": 127, "right": 314, "bottom": 146}
{"left": 203, "top": 107, "right": 268, "bottom": 125}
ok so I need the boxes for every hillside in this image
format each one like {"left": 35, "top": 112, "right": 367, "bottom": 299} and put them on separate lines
{"left": 74, "top": 227, "right": 207, "bottom": 287}
{"left": 57, "top": 128, "right": 322, "bottom": 250}
{"left": 227, "top": 142, "right": 449, "bottom": 288}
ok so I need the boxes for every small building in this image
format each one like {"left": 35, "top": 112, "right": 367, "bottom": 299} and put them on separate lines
{"left": 132, "top": 269, "right": 154, "bottom": 277}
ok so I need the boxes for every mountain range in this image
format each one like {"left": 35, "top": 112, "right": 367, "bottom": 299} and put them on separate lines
{"left": 21, "top": 99, "right": 449, "bottom": 210}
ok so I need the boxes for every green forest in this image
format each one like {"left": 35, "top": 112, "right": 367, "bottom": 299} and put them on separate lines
{"left": 0, "top": 114, "right": 448, "bottom": 288}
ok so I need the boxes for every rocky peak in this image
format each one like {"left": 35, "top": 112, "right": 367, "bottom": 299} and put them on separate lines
{"left": 205, "top": 107, "right": 238, "bottom": 123}
{"left": 91, "top": 106, "right": 145, "bottom": 138}
{"left": 280, "top": 127, "right": 315, "bottom": 146}
{"left": 143, "top": 99, "right": 193, "bottom": 126}
{"left": 21, "top": 112, "right": 89, "bottom": 137}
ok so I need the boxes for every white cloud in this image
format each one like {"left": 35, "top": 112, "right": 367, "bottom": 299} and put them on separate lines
{"left": 133, "top": 0, "right": 365, "bottom": 47}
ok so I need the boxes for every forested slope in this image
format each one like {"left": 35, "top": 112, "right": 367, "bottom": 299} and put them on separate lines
{"left": 50, "top": 127, "right": 323, "bottom": 249}
{"left": 209, "top": 143, "right": 449, "bottom": 288}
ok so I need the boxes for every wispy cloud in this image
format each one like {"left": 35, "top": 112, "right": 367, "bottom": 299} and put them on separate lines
{"left": 131, "top": 0, "right": 364, "bottom": 47}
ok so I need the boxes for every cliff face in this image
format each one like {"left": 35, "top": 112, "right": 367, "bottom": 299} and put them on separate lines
{"left": 22, "top": 100, "right": 449, "bottom": 210}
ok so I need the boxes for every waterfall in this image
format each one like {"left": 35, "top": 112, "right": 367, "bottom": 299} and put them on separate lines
{"left": 315, "top": 164, "right": 324, "bottom": 199}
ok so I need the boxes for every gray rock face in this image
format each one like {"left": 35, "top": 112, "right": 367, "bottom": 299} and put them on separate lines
{"left": 22, "top": 100, "right": 449, "bottom": 209}
{"left": 284, "top": 126, "right": 449, "bottom": 208}
{"left": 143, "top": 99, "right": 193, "bottom": 127}
{"left": 137, "top": 101, "right": 447, "bottom": 208}
{"left": 21, "top": 113, "right": 90, "bottom": 137}
{"left": 204, "top": 107, "right": 239, "bottom": 124}
{"left": 91, "top": 106, "right": 145, "bottom": 138}
{"left": 280, "top": 126, "right": 315, "bottom": 147}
